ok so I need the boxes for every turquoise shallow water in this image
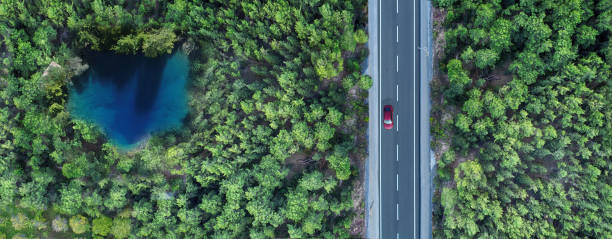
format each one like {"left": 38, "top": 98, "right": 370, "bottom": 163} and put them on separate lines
{"left": 68, "top": 51, "right": 189, "bottom": 148}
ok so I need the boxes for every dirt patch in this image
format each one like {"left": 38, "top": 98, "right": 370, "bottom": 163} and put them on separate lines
{"left": 430, "top": 5, "right": 459, "bottom": 190}
{"left": 348, "top": 86, "right": 359, "bottom": 99}
{"left": 284, "top": 152, "right": 311, "bottom": 180}
{"left": 349, "top": 176, "right": 366, "bottom": 237}
{"left": 348, "top": 101, "right": 368, "bottom": 237}
{"left": 430, "top": 7, "right": 449, "bottom": 103}
{"left": 434, "top": 140, "right": 450, "bottom": 164}
{"left": 430, "top": 5, "right": 450, "bottom": 144}
{"left": 484, "top": 57, "right": 514, "bottom": 88}
{"left": 432, "top": 8, "right": 447, "bottom": 61}
{"left": 161, "top": 166, "right": 186, "bottom": 180}
{"left": 349, "top": 148, "right": 367, "bottom": 237}
{"left": 240, "top": 61, "right": 261, "bottom": 84}
{"left": 449, "top": 150, "right": 475, "bottom": 171}
{"left": 530, "top": 157, "right": 558, "bottom": 180}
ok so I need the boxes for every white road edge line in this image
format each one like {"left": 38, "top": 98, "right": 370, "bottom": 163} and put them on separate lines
{"left": 377, "top": 0, "right": 381, "bottom": 237}
{"left": 412, "top": 0, "right": 416, "bottom": 237}
{"left": 396, "top": 55, "right": 399, "bottom": 72}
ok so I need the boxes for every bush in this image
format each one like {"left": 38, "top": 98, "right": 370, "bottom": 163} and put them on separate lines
{"left": 92, "top": 216, "right": 112, "bottom": 236}
{"left": 111, "top": 218, "right": 131, "bottom": 239}
{"left": 358, "top": 75, "right": 373, "bottom": 90}
{"left": 69, "top": 215, "right": 89, "bottom": 234}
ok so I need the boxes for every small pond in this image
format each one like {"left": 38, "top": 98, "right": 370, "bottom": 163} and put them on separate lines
{"left": 68, "top": 51, "right": 189, "bottom": 148}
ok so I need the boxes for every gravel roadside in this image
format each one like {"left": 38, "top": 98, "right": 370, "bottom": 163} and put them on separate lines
{"left": 419, "top": 0, "right": 434, "bottom": 238}
{"left": 364, "top": 0, "right": 380, "bottom": 237}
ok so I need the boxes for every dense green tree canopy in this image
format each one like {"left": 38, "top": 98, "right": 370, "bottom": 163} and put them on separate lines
{"left": 431, "top": 0, "right": 611, "bottom": 238}
{"left": 0, "top": 0, "right": 369, "bottom": 238}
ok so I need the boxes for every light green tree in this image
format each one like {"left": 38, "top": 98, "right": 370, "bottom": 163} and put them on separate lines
{"left": 111, "top": 218, "right": 132, "bottom": 239}
{"left": 92, "top": 216, "right": 112, "bottom": 236}
{"left": 69, "top": 215, "right": 89, "bottom": 234}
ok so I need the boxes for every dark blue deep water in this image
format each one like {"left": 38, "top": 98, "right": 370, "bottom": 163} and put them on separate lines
{"left": 68, "top": 51, "right": 189, "bottom": 148}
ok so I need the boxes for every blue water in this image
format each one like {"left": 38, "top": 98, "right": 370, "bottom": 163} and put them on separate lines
{"left": 68, "top": 51, "right": 189, "bottom": 148}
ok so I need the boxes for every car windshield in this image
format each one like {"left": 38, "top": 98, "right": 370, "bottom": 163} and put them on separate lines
{"left": 384, "top": 107, "right": 390, "bottom": 111}
{"left": 384, "top": 119, "right": 392, "bottom": 124}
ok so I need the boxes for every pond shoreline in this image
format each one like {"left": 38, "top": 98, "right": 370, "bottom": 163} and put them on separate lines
{"left": 67, "top": 50, "right": 190, "bottom": 149}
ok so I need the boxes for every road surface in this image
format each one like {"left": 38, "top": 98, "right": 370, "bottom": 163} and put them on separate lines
{"left": 378, "top": 0, "right": 421, "bottom": 238}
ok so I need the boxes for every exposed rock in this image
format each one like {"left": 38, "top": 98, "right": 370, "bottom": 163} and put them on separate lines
{"left": 181, "top": 38, "right": 197, "bottom": 56}
{"left": 52, "top": 216, "right": 68, "bottom": 232}
{"left": 66, "top": 57, "right": 89, "bottom": 76}
{"left": 42, "top": 61, "right": 61, "bottom": 78}
{"left": 126, "top": 134, "right": 151, "bottom": 155}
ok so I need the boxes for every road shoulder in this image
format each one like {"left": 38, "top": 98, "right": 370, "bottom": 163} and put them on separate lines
{"left": 419, "top": 0, "right": 434, "bottom": 238}
{"left": 365, "top": 0, "right": 380, "bottom": 237}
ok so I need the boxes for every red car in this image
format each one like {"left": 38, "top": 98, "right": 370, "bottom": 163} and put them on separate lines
{"left": 383, "top": 105, "right": 393, "bottom": 129}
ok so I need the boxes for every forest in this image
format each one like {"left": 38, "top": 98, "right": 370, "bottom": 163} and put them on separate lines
{"left": 430, "top": 0, "right": 611, "bottom": 238}
{"left": 0, "top": 0, "right": 371, "bottom": 238}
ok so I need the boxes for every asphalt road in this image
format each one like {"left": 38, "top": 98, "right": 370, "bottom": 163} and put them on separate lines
{"left": 378, "top": 0, "right": 420, "bottom": 238}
